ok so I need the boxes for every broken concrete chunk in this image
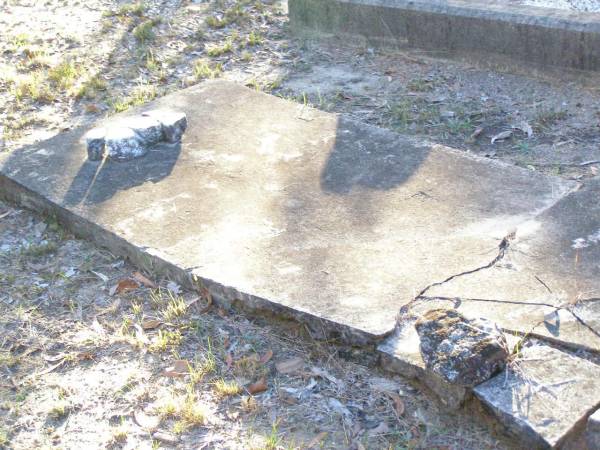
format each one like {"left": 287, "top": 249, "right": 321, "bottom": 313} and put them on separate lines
{"left": 587, "top": 409, "right": 600, "bottom": 450}
{"left": 475, "top": 344, "right": 600, "bottom": 448}
{"left": 143, "top": 110, "right": 187, "bottom": 143}
{"left": 121, "top": 116, "right": 164, "bottom": 146}
{"left": 104, "top": 127, "right": 147, "bottom": 161}
{"left": 84, "top": 127, "right": 106, "bottom": 161}
{"left": 415, "top": 308, "right": 508, "bottom": 387}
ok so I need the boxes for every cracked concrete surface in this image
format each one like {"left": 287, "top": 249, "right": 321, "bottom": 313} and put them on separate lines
{"left": 0, "top": 80, "right": 578, "bottom": 345}
{"left": 1, "top": 79, "right": 598, "bottom": 448}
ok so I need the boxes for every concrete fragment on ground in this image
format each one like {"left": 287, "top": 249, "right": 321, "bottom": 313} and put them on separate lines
{"left": 378, "top": 320, "right": 469, "bottom": 410}
{"left": 474, "top": 344, "right": 600, "bottom": 448}
{"left": 415, "top": 308, "right": 508, "bottom": 386}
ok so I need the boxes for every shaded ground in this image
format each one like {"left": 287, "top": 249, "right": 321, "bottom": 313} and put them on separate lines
{"left": 1, "top": 0, "right": 599, "bottom": 448}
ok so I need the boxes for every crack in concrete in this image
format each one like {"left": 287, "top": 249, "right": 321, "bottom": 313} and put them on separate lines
{"left": 414, "top": 232, "right": 513, "bottom": 300}
{"left": 418, "top": 294, "right": 600, "bottom": 346}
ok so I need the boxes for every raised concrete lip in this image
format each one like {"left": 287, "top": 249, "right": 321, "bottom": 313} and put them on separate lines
{"left": 352, "top": 0, "right": 600, "bottom": 28}
{"left": 290, "top": 0, "right": 600, "bottom": 71}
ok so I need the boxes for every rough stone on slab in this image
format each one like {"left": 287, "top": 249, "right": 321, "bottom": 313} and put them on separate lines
{"left": 415, "top": 308, "right": 508, "bottom": 387}
{"left": 378, "top": 320, "right": 469, "bottom": 410}
{"left": 474, "top": 344, "right": 600, "bottom": 448}
{"left": 143, "top": 110, "right": 187, "bottom": 143}
{"left": 122, "top": 116, "right": 164, "bottom": 146}
{"left": 0, "top": 80, "right": 575, "bottom": 342}
{"left": 84, "top": 127, "right": 106, "bottom": 161}
{"left": 587, "top": 409, "right": 600, "bottom": 450}
{"left": 104, "top": 127, "right": 147, "bottom": 161}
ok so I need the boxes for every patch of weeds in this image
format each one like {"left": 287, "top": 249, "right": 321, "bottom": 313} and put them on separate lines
{"left": 12, "top": 73, "right": 55, "bottom": 104}
{"left": 161, "top": 292, "right": 187, "bottom": 322}
{"left": 111, "top": 424, "right": 129, "bottom": 444}
{"left": 21, "top": 241, "right": 58, "bottom": 257}
{"left": 406, "top": 78, "right": 433, "bottom": 92}
{"left": 193, "top": 59, "right": 223, "bottom": 80}
{"left": 445, "top": 117, "right": 473, "bottom": 135}
{"left": 104, "top": 2, "right": 146, "bottom": 18}
{"left": 189, "top": 353, "right": 216, "bottom": 384}
{"left": 110, "top": 83, "right": 156, "bottom": 113}
{"left": 11, "top": 33, "right": 30, "bottom": 49}
{"left": 205, "top": 16, "right": 229, "bottom": 29}
{"left": 247, "top": 31, "right": 263, "bottom": 46}
{"left": 0, "top": 351, "right": 18, "bottom": 368}
{"left": 133, "top": 19, "right": 161, "bottom": 44}
{"left": 0, "top": 427, "right": 8, "bottom": 446}
{"left": 534, "top": 109, "right": 568, "bottom": 130}
{"left": 48, "top": 401, "right": 70, "bottom": 420}
{"left": 174, "top": 394, "right": 207, "bottom": 432}
{"left": 48, "top": 60, "right": 80, "bottom": 89}
{"left": 76, "top": 75, "right": 107, "bottom": 100}
{"left": 234, "top": 355, "right": 267, "bottom": 379}
{"left": 206, "top": 39, "right": 233, "bottom": 57}
{"left": 149, "top": 329, "right": 182, "bottom": 353}
{"left": 388, "top": 98, "right": 440, "bottom": 131}
{"left": 241, "top": 50, "right": 252, "bottom": 62}
{"left": 213, "top": 379, "right": 241, "bottom": 398}
{"left": 157, "top": 398, "right": 178, "bottom": 418}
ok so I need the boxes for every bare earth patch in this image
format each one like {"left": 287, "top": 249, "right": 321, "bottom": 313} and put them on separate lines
{"left": 1, "top": 0, "right": 599, "bottom": 448}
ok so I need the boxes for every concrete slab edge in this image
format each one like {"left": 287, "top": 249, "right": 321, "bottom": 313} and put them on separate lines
{"left": 0, "top": 174, "right": 382, "bottom": 347}
{"left": 289, "top": 0, "right": 600, "bottom": 72}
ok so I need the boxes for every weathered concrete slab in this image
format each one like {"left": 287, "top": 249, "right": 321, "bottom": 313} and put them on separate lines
{"left": 289, "top": 0, "right": 600, "bottom": 72}
{"left": 474, "top": 344, "right": 600, "bottom": 448}
{"left": 426, "top": 178, "right": 600, "bottom": 352}
{"left": 0, "top": 80, "right": 574, "bottom": 343}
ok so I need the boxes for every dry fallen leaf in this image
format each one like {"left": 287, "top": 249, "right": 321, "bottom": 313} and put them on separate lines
{"left": 133, "top": 271, "right": 157, "bottom": 289}
{"left": 141, "top": 318, "right": 162, "bottom": 330}
{"left": 259, "top": 349, "right": 273, "bottom": 365}
{"left": 306, "top": 431, "right": 328, "bottom": 448}
{"left": 134, "top": 409, "right": 161, "bottom": 431}
{"left": 109, "top": 278, "right": 140, "bottom": 296}
{"left": 275, "top": 357, "right": 304, "bottom": 374}
{"left": 163, "top": 359, "right": 190, "bottom": 377}
{"left": 387, "top": 392, "right": 405, "bottom": 416}
{"left": 247, "top": 377, "right": 268, "bottom": 395}
{"left": 225, "top": 352, "right": 234, "bottom": 370}
{"left": 491, "top": 130, "right": 512, "bottom": 144}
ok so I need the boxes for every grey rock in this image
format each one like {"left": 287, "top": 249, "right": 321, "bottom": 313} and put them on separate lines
{"left": 415, "top": 308, "right": 508, "bottom": 387}
{"left": 587, "top": 409, "right": 600, "bottom": 450}
{"left": 144, "top": 110, "right": 187, "bottom": 143}
{"left": 104, "top": 127, "right": 147, "bottom": 161}
{"left": 84, "top": 127, "right": 106, "bottom": 161}
{"left": 122, "top": 116, "right": 164, "bottom": 146}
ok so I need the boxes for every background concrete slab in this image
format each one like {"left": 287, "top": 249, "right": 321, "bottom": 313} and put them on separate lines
{"left": 0, "top": 80, "right": 574, "bottom": 343}
{"left": 289, "top": 0, "right": 600, "bottom": 71}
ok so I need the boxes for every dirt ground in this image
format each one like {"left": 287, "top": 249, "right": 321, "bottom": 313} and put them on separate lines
{"left": 1, "top": 0, "right": 599, "bottom": 448}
